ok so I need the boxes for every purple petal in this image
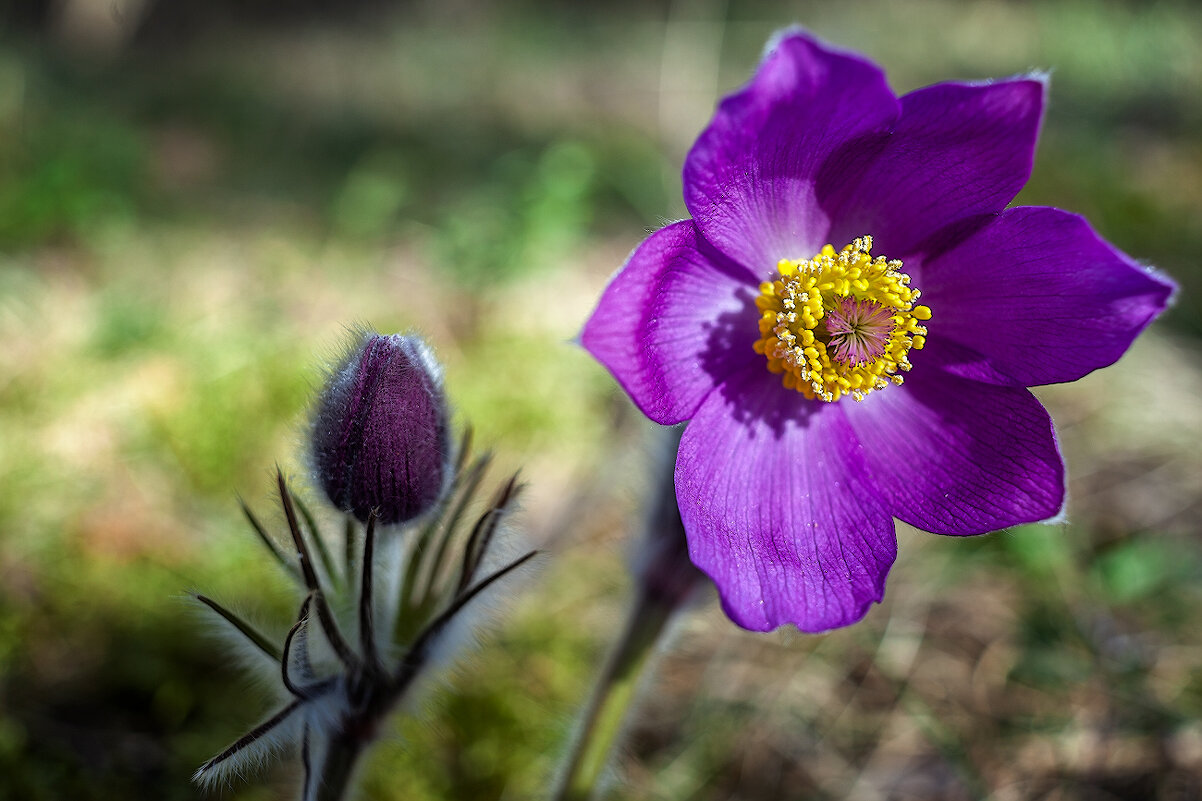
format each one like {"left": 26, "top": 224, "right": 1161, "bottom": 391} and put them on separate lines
{"left": 676, "top": 367, "right": 896, "bottom": 632}
{"left": 684, "top": 31, "right": 898, "bottom": 274}
{"left": 912, "top": 336, "right": 1024, "bottom": 386}
{"left": 581, "top": 220, "right": 759, "bottom": 424}
{"left": 826, "top": 78, "right": 1045, "bottom": 259}
{"left": 920, "top": 206, "right": 1176, "bottom": 386}
{"left": 843, "top": 363, "right": 1065, "bottom": 536}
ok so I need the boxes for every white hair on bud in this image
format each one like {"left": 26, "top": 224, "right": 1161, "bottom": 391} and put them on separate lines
{"left": 192, "top": 679, "right": 350, "bottom": 792}
{"left": 299, "top": 723, "right": 329, "bottom": 801}
{"left": 304, "top": 682, "right": 349, "bottom": 739}
{"left": 285, "top": 614, "right": 319, "bottom": 687}
{"left": 192, "top": 702, "right": 305, "bottom": 790}
{"left": 371, "top": 529, "right": 408, "bottom": 661}
{"left": 183, "top": 593, "right": 286, "bottom": 699}
{"left": 428, "top": 531, "right": 541, "bottom": 678}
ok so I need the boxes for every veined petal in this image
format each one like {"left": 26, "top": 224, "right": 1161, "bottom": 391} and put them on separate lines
{"left": 920, "top": 206, "right": 1176, "bottom": 386}
{"left": 825, "top": 77, "right": 1045, "bottom": 259}
{"left": 913, "top": 336, "right": 1024, "bottom": 386}
{"left": 843, "top": 363, "right": 1065, "bottom": 536}
{"left": 676, "top": 367, "right": 896, "bottom": 632}
{"left": 684, "top": 31, "right": 899, "bottom": 273}
{"left": 581, "top": 220, "right": 758, "bottom": 424}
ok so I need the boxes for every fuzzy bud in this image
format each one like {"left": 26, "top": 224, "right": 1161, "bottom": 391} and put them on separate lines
{"left": 311, "top": 332, "right": 450, "bottom": 525}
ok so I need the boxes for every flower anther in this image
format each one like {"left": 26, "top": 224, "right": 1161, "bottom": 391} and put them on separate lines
{"left": 753, "top": 236, "right": 931, "bottom": 402}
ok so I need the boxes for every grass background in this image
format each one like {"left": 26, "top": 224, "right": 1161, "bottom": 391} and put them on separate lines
{"left": 0, "top": 1, "right": 1200, "bottom": 799}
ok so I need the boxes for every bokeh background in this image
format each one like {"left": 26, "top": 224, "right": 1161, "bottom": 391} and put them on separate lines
{"left": 1, "top": 1, "right": 1200, "bottom": 799}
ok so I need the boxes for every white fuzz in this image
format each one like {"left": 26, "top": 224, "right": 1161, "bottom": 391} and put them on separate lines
{"left": 371, "top": 530, "right": 407, "bottom": 659}
{"left": 185, "top": 594, "right": 285, "bottom": 697}
{"left": 427, "top": 527, "right": 539, "bottom": 673}
{"left": 192, "top": 680, "right": 349, "bottom": 791}
{"left": 192, "top": 702, "right": 305, "bottom": 790}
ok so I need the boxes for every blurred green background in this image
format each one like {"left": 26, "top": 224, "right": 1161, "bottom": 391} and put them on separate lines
{"left": 1, "top": 1, "right": 1200, "bottom": 799}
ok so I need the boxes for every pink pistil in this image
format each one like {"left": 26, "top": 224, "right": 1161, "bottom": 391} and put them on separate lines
{"left": 824, "top": 297, "right": 895, "bottom": 365}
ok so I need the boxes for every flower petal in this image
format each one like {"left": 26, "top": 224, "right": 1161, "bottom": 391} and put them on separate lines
{"left": 826, "top": 77, "right": 1045, "bottom": 259}
{"left": 581, "top": 220, "right": 758, "bottom": 424}
{"left": 676, "top": 367, "right": 896, "bottom": 632}
{"left": 684, "top": 31, "right": 898, "bottom": 273}
{"left": 920, "top": 206, "right": 1176, "bottom": 386}
{"left": 843, "top": 364, "right": 1065, "bottom": 536}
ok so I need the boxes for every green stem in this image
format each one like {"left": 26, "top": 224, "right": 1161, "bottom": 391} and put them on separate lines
{"left": 552, "top": 588, "right": 677, "bottom": 801}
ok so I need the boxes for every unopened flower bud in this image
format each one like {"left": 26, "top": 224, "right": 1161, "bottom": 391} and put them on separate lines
{"left": 311, "top": 332, "right": 450, "bottom": 525}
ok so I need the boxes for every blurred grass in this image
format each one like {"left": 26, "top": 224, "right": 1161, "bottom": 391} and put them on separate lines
{"left": 0, "top": 1, "right": 1200, "bottom": 799}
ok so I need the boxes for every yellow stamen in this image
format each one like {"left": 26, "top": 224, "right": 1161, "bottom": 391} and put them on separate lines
{"left": 752, "top": 236, "right": 931, "bottom": 402}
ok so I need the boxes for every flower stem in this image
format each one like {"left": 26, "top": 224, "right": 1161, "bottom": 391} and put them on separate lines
{"left": 312, "top": 731, "right": 366, "bottom": 801}
{"left": 552, "top": 587, "right": 677, "bottom": 801}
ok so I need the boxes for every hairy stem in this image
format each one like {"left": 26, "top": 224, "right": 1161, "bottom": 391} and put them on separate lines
{"left": 311, "top": 728, "right": 369, "bottom": 801}
{"left": 551, "top": 587, "right": 677, "bottom": 801}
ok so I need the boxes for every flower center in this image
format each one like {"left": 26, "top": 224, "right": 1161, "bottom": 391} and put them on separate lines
{"left": 753, "top": 236, "right": 930, "bottom": 402}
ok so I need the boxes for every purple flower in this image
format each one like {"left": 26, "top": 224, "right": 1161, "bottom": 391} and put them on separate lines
{"left": 582, "top": 31, "right": 1175, "bottom": 632}
{"left": 311, "top": 332, "right": 450, "bottom": 525}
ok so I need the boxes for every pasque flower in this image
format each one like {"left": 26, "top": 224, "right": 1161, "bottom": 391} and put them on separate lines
{"left": 582, "top": 30, "right": 1175, "bottom": 632}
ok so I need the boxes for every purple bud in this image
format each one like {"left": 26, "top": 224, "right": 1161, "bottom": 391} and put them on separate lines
{"left": 311, "top": 332, "right": 450, "bottom": 525}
